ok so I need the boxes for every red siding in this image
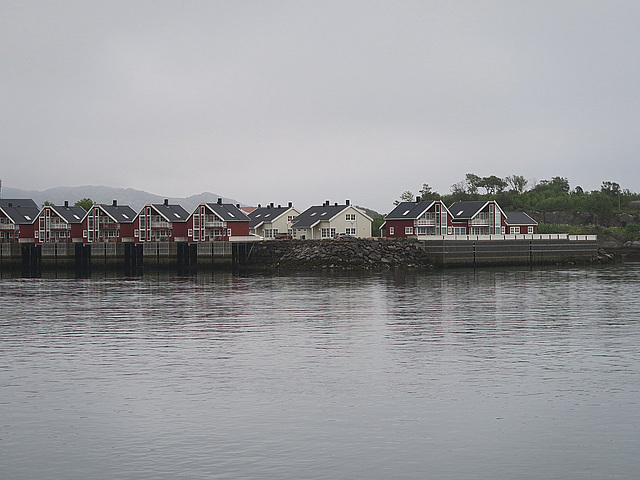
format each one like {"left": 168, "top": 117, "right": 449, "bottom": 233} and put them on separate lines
{"left": 385, "top": 219, "right": 415, "bottom": 238}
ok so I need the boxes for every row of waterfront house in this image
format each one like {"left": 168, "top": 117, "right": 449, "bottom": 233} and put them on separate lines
{"left": 0, "top": 196, "right": 538, "bottom": 245}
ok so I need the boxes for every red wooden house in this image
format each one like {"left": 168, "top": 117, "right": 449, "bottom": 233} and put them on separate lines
{"left": 34, "top": 202, "right": 86, "bottom": 243}
{"left": 449, "top": 200, "right": 507, "bottom": 235}
{"left": 82, "top": 201, "right": 136, "bottom": 243}
{"left": 0, "top": 199, "right": 40, "bottom": 243}
{"left": 504, "top": 211, "right": 538, "bottom": 234}
{"left": 383, "top": 199, "right": 452, "bottom": 238}
{"left": 187, "top": 199, "right": 250, "bottom": 242}
{"left": 134, "top": 200, "right": 189, "bottom": 243}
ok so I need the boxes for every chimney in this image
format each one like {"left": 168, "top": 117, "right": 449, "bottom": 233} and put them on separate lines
{"left": 270, "top": 203, "right": 274, "bottom": 208}
{"left": 325, "top": 200, "right": 329, "bottom": 206}
{"left": 217, "top": 198, "right": 222, "bottom": 205}
{"left": 164, "top": 199, "right": 169, "bottom": 206}
{"left": 278, "top": 204, "right": 281, "bottom": 208}
{"left": 64, "top": 201, "right": 69, "bottom": 208}
{"left": 346, "top": 199, "right": 350, "bottom": 206}
{"left": 288, "top": 202, "right": 292, "bottom": 208}
{"left": 416, "top": 196, "right": 421, "bottom": 203}
{"left": 236, "top": 204, "right": 240, "bottom": 208}
{"left": 8, "top": 203, "right": 12, "bottom": 208}
{"left": 258, "top": 204, "right": 262, "bottom": 208}
{"left": 112, "top": 200, "right": 117, "bottom": 207}
{"left": 334, "top": 202, "right": 338, "bottom": 206}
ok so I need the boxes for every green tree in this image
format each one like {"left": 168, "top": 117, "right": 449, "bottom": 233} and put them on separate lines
{"left": 371, "top": 214, "right": 385, "bottom": 237}
{"left": 505, "top": 175, "right": 528, "bottom": 194}
{"left": 75, "top": 198, "right": 94, "bottom": 211}
{"left": 465, "top": 173, "right": 482, "bottom": 195}
{"left": 42, "top": 200, "right": 55, "bottom": 207}
{"left": 394, "top": 190, "right": 415, "bottom": 205}
{"left": 418, "top": 183, "right": 440, "bottom": 201}
{"left": 480, "top": 175, "right": 507, "bottom": 195}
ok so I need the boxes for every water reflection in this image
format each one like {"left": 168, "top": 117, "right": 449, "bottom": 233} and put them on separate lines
{"left": 1, "top": 263, "right": 639, "bottom": 480}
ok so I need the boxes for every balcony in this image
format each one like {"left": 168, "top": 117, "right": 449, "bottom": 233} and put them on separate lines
{"left": 469, "top": 218, "right": 490, "bottom": 226}
{"left": 0, "top": 223, "right": 16, "bottom": 231}
{"left": 150, "top": 221, "right": 171, "bottom": 229}
{"left": 415, "top": 218, "right": 436, "bottom": 226}
{"left": 99, "top": 223, "right": 121, "bottom": 230}
{"left": 49, "top": 223, "right": 70, "bottom": 230}
{"left": 204, "top": 221, "right": 226, "bottom": 228}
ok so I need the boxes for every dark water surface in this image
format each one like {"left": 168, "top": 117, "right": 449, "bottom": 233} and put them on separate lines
{"left": 2, "top": 264, "right": 639, "bottom": 479}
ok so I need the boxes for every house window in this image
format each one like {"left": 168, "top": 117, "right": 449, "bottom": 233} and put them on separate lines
{"left": 501, "top": 226, "right": 505, "bottom": 234}
{"left": 227, "top": 228, "right": 232, "bottom": 237}
{"left": 389, "top": 226, "right": 394, "bottom": 235}
{"left": 321, "top": 228, "right": 335, "bottom": 238}
{"left": 288, "top": 215, "right": 296, "bottom": 222}
{"left": 405, "top": 227, "right": 413, "bottom": 235}
{"left": 346, "top": 214, "right": 356, "bottom": 221}
{"left": 447, "top": 227, "right": 452, "bottom": 235}
{"left": 134, "top": 229, "right": 139, "bottom": 237}
{"left": 453, "top": 227, "right": 465, "bottom": 235}
{"left": 528, "top": 226, "right": 534, "bottom": 234}
{"left": 346, "top": 228, "right": 356, "bottom": 235}
{"left": 510, "top": 227, "right": 519, "bottom": 234}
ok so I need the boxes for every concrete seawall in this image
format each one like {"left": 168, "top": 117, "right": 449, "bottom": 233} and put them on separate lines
{"left": 0, "top": 236, "right": 602, "bottom": 273}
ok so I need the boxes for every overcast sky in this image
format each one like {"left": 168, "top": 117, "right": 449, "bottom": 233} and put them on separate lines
{"left": 2, "top": 1, "right": 639, "bottom": 212}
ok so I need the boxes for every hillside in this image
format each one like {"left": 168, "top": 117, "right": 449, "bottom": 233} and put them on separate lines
{"left": 1, "top": 185, "right": 243, "bottom": 212}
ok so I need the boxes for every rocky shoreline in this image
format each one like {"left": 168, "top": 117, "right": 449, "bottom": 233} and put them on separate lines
{"left": 246, "top": 237, "right": 616, "bottom": 270}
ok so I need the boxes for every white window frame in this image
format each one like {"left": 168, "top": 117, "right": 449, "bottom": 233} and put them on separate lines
{"left": 528, "top": 226, "right": 534, "bottom": 234}
{"left": 389, "top": 226, "right": 394, "bottom": 236}
{"left": 405, "top": 227, "right": 413, "bottom": 235}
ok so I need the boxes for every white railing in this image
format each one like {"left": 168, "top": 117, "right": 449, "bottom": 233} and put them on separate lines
{"left": 415, "top": 219, "right": 436, "bottom": 226}
{"left": 49, "top": 223, "right": 70, "bottom": 230}
{"left": 416, "top": 234, "right": 598, "bottom": 241}
{"left": 204, "top": 221, "right": 226, "bottom": 228}
{"left": 469, "top": 218, "right": 490, "bottom": 226}
{"left": 0, "top": 224, "right": 16, "bottom": 230}
{"left": 150, "top": 221, "right": 171, "bottom": 228}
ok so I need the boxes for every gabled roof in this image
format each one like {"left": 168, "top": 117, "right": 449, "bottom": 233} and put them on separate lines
{"left": 94, "top": 204, "right": 137, "bottom": 223}
{"left": 449, "top": 200, "right": 505, "bottom": 220}
{"left": 49, "top": 205, "right": 87, "bottom": 224}
{"left": 0, "top": 199, "right": 38, "bottom": 209}
{"left": 385, "top": 200, "right": 450, "bottom": 220}
{"left": 148, "top": 203, "right": 189, "bottom": 223}
{"left": 448, "top": 201, "right": 488, "bottom": 220}
{"left": 249, "top": 205, "right": 293, "bottom": 228}
{"left": 204, "top": 203, "right": 250, "bottom": 222}
{"left": 292, "top": 203, "right": 372, "bottom": 229}
{"left": 505, "top": 211, "right": 538, "bottom": 225}
{"left": 0, "top": 204, "right": 40, "bottom": 224}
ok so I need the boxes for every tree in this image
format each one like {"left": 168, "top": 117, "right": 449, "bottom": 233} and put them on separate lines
{"left": 505, "top": 175, "right": 528, "bottom": 194}
{"left": 394, "top": 191, "right": 415, "bottom": 205}
{"left": 42, "top": 200, "right": 55, "bottom": 207}
{"left": 479, "top": 175, "right": 507, "bottom": 195}
{"left": 75, "top": 198, "right": 94, "bottom": 211}
{"left": 419, "top": 183, "right": 440, "bottom": 201}
{"left": 465, "top": 173, "right": 482, "bottom": 195}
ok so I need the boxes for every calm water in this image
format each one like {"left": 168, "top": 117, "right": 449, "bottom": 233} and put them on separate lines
{"left": 1, "top": 263, "right": 639, "bottom": 479}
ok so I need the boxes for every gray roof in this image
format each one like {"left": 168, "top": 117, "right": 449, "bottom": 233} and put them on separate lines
{"left": 0, "top": 204, "right": 40, "bottom": 224}
{"left": 50, "top": 205, "right": 87, "bottom": 224}
{"left": 97, "top": 204, "right": 137, "bottom": 223}
{"left": 0, "top": 199, "right": 38, "bottom": 209}
{"left": 150, "top": 203, "right": 190, "bottom": 222}
{"left": 204, "top": 203, "right": 250, "bottom": 222}
{"left": 291, "top": 204, "right": 349, "bottom": 228}
{"left": 386, "top": 200, "right": 438, "bottom": 220}
{"left": 448, "top": 201, "right": 488, "bottom": 220}
{"left": 505, "top": 211, "right": 537, "bottom": 225}
{"left": 248, "top": 206, "right": 290, "bottom": 228}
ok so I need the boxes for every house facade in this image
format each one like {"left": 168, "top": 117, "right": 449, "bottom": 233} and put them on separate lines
{"left": 248, "top": 203, "right": 300, "bottom": 239}
{"left": 383, "top": 199, "right": 452, "bottom": 238}
{"left": 0, "top": 199, "right": 40, "bottom": 243}
{"left": 291, "top": 201, "right": 372, "bottom": 239}
{"left": 449, "top": 200, "right": 507, "bottom": 235}
{"left": 35, "top": 202, "right": 86, "bottom": 243}
{"left": 505, "top": 211, "right": 538, "bottom": 234}
{"left": 134, "top": 200, "right": 189, "bottom": 243}
{"left": 187, "top": 200, "right": 250, "bottom": 242}
{"left": 82, "top": 201, "right": 136, "bottom": 243}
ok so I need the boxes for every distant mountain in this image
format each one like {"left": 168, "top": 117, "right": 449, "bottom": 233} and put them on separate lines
{"left": 1, "top": 185, "right": 244, "bottom": 212}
